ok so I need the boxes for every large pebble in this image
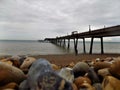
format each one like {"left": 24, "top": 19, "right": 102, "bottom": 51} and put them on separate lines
{"left": 73, "top": 62, "right": 89, "bottom": 77}
{"left": 102, "top": 76, "right": 120, "bottom": 90}
{"left": 0, "top": 62, "right": 26, "bottom": 85}
{"left": 74, "top": 76, "right": 91, "bottom": 89}
{"left": 98, "top": 68, "right": 111, "bottom": 77}
{"left": 0, "top": 59, "right": 13, "bottom": 66}
{"left": 109, "top": 60, "right": 120, "bottom": 79}
{"left": 19, "top": 59, "right": 72, "bottom": 90}
{"left": 93, "top": 62, "right": 111, "bottom": 71}
{"left": 1, "top": 56, "right": 20, "bottom": 67}
{"left": 20, "top": 57, "right": 36, "bottom": 70}
{"left": 86, "top": 67, "right": 100, "bottom": 84}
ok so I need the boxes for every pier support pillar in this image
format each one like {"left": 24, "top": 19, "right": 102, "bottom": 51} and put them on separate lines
{"left": 67, "top": 39, "right": 70, "bottom": 49}
{"left": 60, "top": 39, "right": 62, "bottom": 46}
{"left": 100, "top": 37, "right": 104, "bottom": 54}
{"left": 57, "top": 39, "right": 59, "bottom": 45}
{"left": 63, "top": 39, "right": 66, "bottom": 47}
{"left": 55, "top": 39, "right": 57, "bottom": 44}
{"left": 58, "top": 39, "right": 60, "bottom": 46}
{"left": 83, "top": 38, "right": 86, "bottom": 53}
{"left": 89, "top": 37, "right": 94, "bottom": 54}
{"left": 74, "top": 38, "right": 78, "bottom": 55}
{"left": 56, "top": 39, "right": 58, "bottom": 45}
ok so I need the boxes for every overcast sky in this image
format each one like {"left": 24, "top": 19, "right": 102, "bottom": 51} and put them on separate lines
{"left": 0, "top": 0, "right": 120, "bottom": 41}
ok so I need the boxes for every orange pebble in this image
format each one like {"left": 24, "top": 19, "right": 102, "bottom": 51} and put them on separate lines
{"left": 102, "top": 76, "right": 120, "bottom": 90}
{"left": 74, "top": 76, "right": 91, "bottom": 89}
{"left": 109, "top": 60, "right": 120, "bottom": 79}
{"left": 94, "top": 62, "right": 111, "bottom": 71}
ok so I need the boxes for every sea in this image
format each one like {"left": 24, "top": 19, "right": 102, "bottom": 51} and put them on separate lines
{"left": 0, "top": 40, "right": 120, "bottom": 56}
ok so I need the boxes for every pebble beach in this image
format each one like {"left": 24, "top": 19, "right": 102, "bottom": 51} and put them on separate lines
{"left": 0, "top": 53, "right": 120, "bottom": 90}
{"left": 30, "top": 53, "right": 120, "bottom": 66}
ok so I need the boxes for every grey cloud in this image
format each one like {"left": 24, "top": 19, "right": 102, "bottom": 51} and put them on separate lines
{"left": 0, "top": 0, "right": 120, "bottom": 40}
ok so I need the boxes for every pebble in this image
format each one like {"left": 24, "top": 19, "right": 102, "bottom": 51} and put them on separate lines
{"left": 0, "top": 56, "right": 120, "bottom": 90}
{"left": 73, "top": 62, "right": 89, "bottom": 77}
{"left": 19, "top": 59, "right": 72, "bottom": 90}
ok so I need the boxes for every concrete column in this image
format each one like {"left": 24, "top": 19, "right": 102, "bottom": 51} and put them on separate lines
{"left": 63, "top": 39, "right": 66, "bottom": 47}
{"left": 74, "top": 38, "right": 78, "bottom": 55}
{"left": 89, "top": 37, "right": 94, "bottom": 54}
{"left": 100, "top": 37, "right": 104, "bottom": 54}
{"left": 83, "top": 38, "right": 86, "bottom": 53}
{"left": 67, "top": 39, "right": 70, "bottom": 49}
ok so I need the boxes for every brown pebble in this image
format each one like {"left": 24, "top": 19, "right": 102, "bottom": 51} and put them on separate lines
{"left": 94, "top": 62, "right": 111, "bottom": 71}
{"left": 102, "top": 76, "right": 120, "bottom": 90}
{"left": 109, "top": 60, "right": 120, "bottom": 79}
{"left": 74, "top": 76, "right": 91, "bottom": 89}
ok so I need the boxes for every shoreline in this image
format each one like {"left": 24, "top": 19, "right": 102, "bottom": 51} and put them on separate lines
{"left": 1, "top": 53, "right": 119, "bottom": 66}
{"left": 31, "top": 53, "right": 120, "bottom": 66}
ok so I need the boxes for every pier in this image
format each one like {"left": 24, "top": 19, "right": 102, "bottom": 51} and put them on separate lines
{"left": 45, "top": 25, "right": 120, "bottom": 55}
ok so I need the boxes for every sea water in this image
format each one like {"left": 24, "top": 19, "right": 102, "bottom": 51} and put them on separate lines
{"left": 0, "top": 40, "right": 120, "bottom": 55}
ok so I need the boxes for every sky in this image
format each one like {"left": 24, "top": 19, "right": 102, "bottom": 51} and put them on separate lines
{"left": 0, "top": 0, "right": 120, "bottom": 41}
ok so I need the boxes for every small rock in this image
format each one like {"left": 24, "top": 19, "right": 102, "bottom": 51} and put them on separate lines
{"left": 74, "top": 76, "right": 91, "bottom": 89}
{"left": 73, "top": 62, "right": 89, "bottom": 77}
{"left": 102, "top": 76, "right": 120, "bottom": 90}
{"left": 59, "top": 67, "right": 74, "bottom": 83}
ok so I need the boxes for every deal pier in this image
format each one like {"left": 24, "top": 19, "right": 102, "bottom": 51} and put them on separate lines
{"left": 45, "top": 25, "right": 120, "bottom": 55}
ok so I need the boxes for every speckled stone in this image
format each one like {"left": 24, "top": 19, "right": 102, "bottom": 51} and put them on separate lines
{"left": 19, "top": 59, "right": 73, "bottom": 90}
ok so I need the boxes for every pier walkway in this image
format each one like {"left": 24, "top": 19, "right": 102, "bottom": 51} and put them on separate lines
{"left": 45, "top": 25, "right": 120, "bottom": 55}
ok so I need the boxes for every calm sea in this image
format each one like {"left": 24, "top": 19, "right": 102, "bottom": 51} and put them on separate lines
{"left": 0, "top": 40, "right": 120, "bottom": 55}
